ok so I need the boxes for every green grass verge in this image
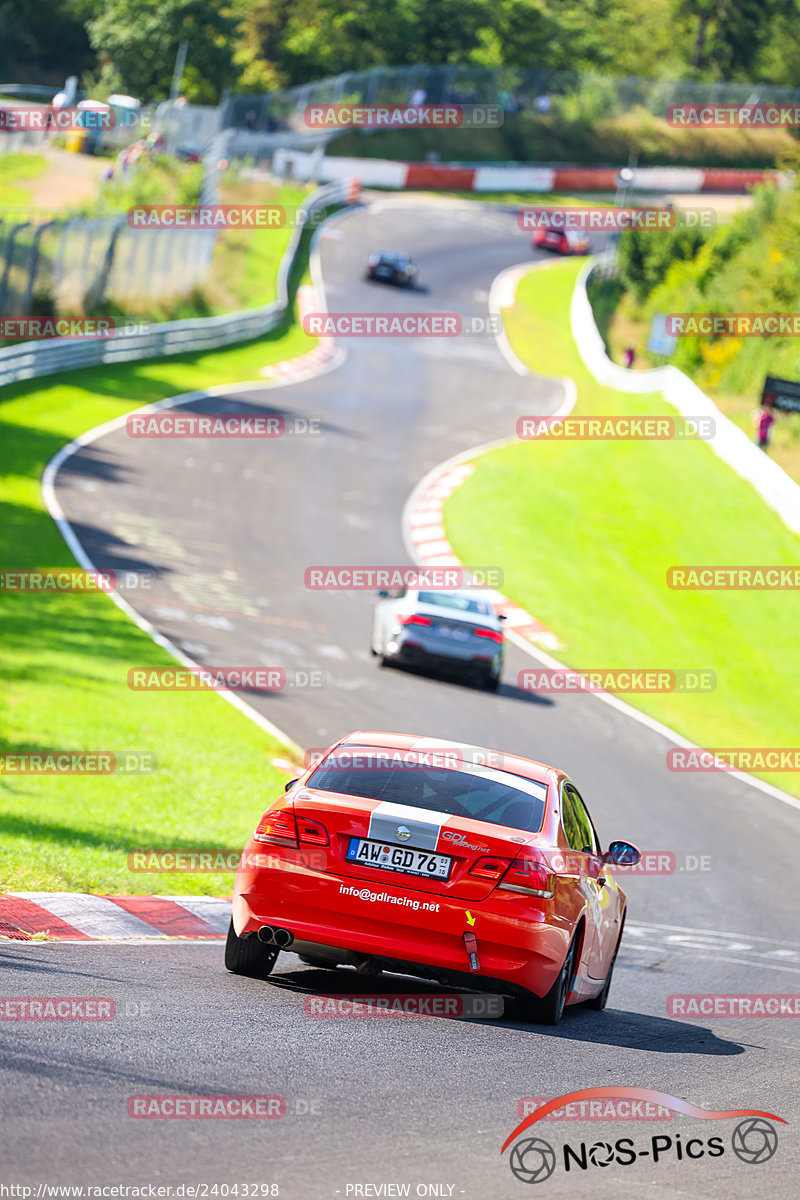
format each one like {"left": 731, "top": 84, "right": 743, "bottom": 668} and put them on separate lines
{"left": 0, "top": 152, "right": 49, "bottom": 206}
{"left": 0, "top": 246, "right": 320, "bottom": 897}
{"left": 443, "top": 258, "right": 800, "bottom": 796}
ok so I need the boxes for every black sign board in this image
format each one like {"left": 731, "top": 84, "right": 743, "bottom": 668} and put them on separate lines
{"left": 762, "top": 375, "right": 800, "bottom": 414}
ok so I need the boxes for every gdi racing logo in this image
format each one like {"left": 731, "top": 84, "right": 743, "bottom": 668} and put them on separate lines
{"left": 502, "top": 1088, "right": 783, "bottom": 1183}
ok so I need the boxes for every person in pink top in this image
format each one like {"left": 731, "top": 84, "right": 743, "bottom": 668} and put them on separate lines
{"left": 754, "top": 403, "right": 776, "bottom": 451}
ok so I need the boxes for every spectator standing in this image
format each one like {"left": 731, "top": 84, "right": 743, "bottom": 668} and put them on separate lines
{"left": 754, "top": 402, "right": 776, "bottom": 451}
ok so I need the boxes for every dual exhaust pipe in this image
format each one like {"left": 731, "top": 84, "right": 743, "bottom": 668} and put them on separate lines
{"left": 257, "top": 925, "right": 294, "bottom": 949}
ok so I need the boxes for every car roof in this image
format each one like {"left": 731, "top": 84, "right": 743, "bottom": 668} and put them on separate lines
{"left": 376, "top": 249, "right": 410, "bottom": 262}
{"left": 330, "top": 731, "right": 562, "bottom": 788}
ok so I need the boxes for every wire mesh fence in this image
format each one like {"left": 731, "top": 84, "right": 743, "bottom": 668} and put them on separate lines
{"left": 0, "top": 110, "right": 224, "bottom": 320}
{"left": 224, "top": 64, "right": 800, "bottom": 134}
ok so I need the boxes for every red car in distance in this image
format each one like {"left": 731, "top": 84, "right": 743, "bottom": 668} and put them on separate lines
{"left": 226, "top": 732, "right": 640, "bottom": 1024}
{"left": 533, "top": 226, "right": 590, "bottom": 254}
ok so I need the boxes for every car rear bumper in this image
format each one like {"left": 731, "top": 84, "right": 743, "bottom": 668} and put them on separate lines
{"left": 390, "top": 638, "right": 502, "bottom": 676}
{"left": 232, "top": 844, "right": 570, "bottom": 997}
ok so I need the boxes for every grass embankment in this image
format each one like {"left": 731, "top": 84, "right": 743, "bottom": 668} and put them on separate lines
{"left": 443, "top": 258, "right": 800, "bottom": 796}
{"left": 0, "top": 235, "right": 321, "bottom": 899}
{"left": 330, "top": 112, "right": 792, "bottom": 168}
{"left": 592, "top": 182, "right": 800, "bottom": 482}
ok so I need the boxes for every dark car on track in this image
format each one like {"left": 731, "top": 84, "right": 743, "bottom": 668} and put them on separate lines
{"left": 366, "top": 249, "right": 418, "bottom": 286}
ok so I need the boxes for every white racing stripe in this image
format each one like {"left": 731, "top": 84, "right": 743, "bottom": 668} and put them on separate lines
{"left": 368, "top": 802, "right": 447, "bottom": 851}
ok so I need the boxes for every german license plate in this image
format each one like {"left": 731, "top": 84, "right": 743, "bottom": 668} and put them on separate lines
{"left": 346, "top": 837, "right": 451, "bottom": 880}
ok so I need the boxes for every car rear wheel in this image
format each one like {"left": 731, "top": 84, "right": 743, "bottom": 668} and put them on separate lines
{"left": 519, "top": 934, "right": 578, "bottom": 1026}
{"left": 224, "top": 920, "right": 279, "bottom": 979}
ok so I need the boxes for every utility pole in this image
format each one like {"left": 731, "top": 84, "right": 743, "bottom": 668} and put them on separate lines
{"left": 170, "top": 40, "right": 189, "bottom": 102}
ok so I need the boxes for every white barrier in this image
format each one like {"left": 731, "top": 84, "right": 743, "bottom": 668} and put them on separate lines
{"left": 473, "top": 165, "right": 555, "bottom": 192}
{"left": 0, "top": 179, "right": 356, "bottom": 390}
{"left": 571, "top": 254, "right": 800, "bottom": 535}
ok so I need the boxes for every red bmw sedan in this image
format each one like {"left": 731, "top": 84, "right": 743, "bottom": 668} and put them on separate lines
{"left": 226, "top": 731, "right": 640, "bottom": 1024}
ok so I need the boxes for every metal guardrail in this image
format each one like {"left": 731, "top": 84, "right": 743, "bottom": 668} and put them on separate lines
{"left": 0, "top": 178, "right": 356, "bottom": 390}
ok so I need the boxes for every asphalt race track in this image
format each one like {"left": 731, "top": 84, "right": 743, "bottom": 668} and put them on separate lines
{"left": 4, "top": 199, "right": 799, "bottom": 1196}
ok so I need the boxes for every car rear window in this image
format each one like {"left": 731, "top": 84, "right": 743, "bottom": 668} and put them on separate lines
{"left": 305, "top": 747, "right": 547, "bottom": 833}
{"left": 417, "top": 591, "right": 493, "bottom": 616}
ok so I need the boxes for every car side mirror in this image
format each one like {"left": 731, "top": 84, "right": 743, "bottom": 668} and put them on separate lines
{"left": 604, "top": 840, "right": 641, "bottom": 867}
{"left": 498, "top": 613, "right": 507, "bottom": 621}
{"left": 284, "top": 778, "right": 298, "bottom": 792}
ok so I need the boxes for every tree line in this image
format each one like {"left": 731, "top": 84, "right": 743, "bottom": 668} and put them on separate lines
{"left": 3, "top": 0, "right": 800, "bottom": 104}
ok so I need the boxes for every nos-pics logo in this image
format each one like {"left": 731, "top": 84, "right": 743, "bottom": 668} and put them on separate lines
{"left": 502, "top": 1088, "right": 783, "bottom": 1184}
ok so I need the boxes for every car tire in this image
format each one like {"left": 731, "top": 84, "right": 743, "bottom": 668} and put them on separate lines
{"left": 519, "top": 933, "right": 579, "bottom": 1026}
{"left": 224, "top": 920, "right": 279, "bottom": 979}
{"left": 483, "top": 671, "right": 500, "bottom": 692}
{"left": 584, "top": 917, "right": 625, "bottom": 1011}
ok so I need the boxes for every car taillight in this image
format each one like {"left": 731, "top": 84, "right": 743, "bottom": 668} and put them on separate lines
{"left": 498, "top": 855, "right": 555, "bottom": 898}
{"left": 469, "top": 855, "right": 512, "bottom": 880}
{"left": 475, "top": 627, "right": 503, "bottom": 643}
{"left": 254, "top": 808, "right": 297, "bottom": 846}
{"left": 400, "top": 614, "right": 432, "bottom": 627}
{"left": 296, "top": 816, "right": 329, "bottom": 846}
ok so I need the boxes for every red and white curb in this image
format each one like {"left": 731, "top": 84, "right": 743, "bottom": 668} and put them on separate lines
{"left": 404, "top": 260, "right": 575, "bottom": 652}
{"left": 0, "top": 893, "right": 231, "bottom": 942}
{"left": 260, "top": 283, "right": 343, "bottom": 380}
{"left": 406, "top": 462, "right": 564, "bottom": 651}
